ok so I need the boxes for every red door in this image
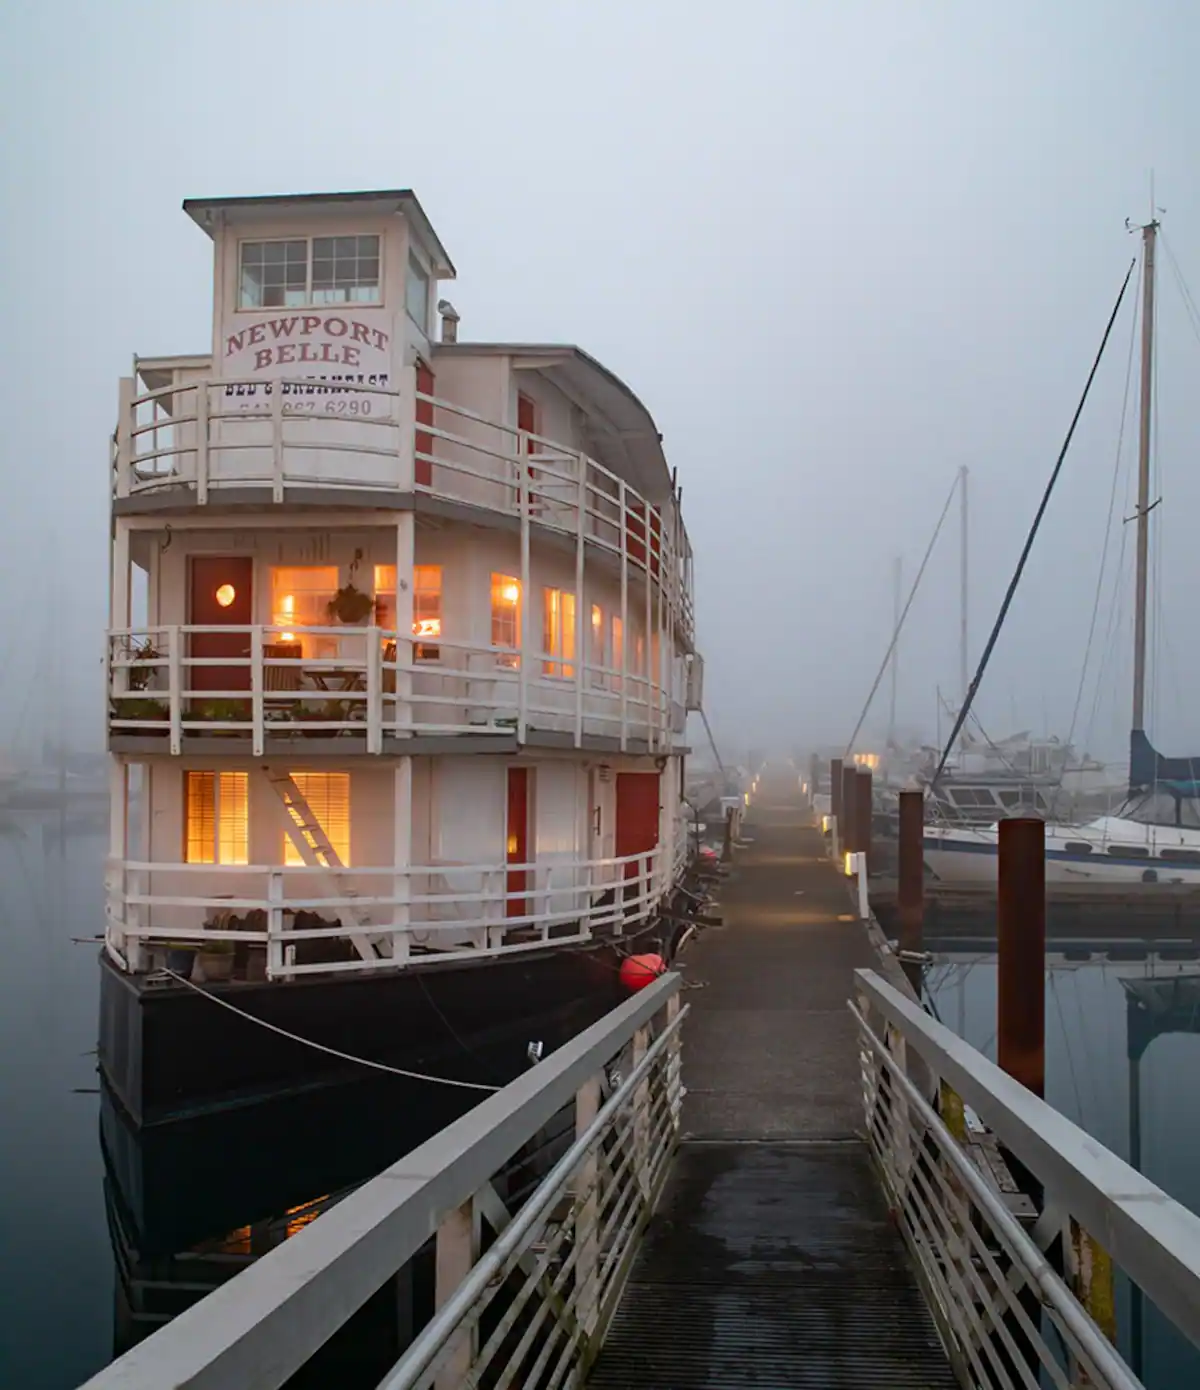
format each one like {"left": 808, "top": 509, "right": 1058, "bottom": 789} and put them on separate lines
{"left": 615, "top": 771, "right": 660, "bottom": 883}
{"left": 506, "top": 767, "right": 530, "bottom": 918}
{"left": 415, "top": 362, "right": 434, "bottom": 488}
{"left": 189, "top": 557, "right": 253, "bottom": 692}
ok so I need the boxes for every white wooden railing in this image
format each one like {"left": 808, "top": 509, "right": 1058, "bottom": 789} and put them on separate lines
{"left": 105, "top": 837, "right": 689, "bottom": 979}
{"left": 81, "top": 974, "right": 684, "bottom": 1390}
{"left": 116, "top": 375, "right": 695, "bottom": 650}
{"left": 108, "top": 623, "right": 680, "bottom": 753}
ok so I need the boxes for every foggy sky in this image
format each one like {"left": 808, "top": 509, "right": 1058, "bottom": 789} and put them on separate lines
{"left": 2, "top": 0, "right": 1198, "bottom": 765}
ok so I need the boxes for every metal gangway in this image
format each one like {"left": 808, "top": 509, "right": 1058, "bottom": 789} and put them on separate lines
{"left": 83, "top": 969, "right": 1200, "bottom": 1389}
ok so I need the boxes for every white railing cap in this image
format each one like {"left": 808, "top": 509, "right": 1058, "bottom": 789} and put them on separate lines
{"left": 81, "top": 972, "right": 681, "bottom": 1390}
{"left": 855, "top": 967, "right": 1200, "bottom": 1347}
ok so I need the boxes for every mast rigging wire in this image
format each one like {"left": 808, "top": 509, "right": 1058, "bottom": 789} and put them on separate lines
{"left": 841, "top": 471, "right": 960, "bottom": 762}
{"left": 932, "top": 259, "right": 1137, "bottom": 786}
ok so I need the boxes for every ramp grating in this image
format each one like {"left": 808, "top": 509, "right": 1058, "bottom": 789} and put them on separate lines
{"left": 587, "top": 1141, "right": 958, "bottom": 1388}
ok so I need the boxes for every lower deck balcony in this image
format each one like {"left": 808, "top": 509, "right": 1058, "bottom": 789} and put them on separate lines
{"left": 104, "top": 841, "right": 686, "bottom": 981}
{"left": 108, "top": 624, "right": 682, "bottom": 753}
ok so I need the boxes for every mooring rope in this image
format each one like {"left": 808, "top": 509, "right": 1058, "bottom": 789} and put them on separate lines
{"left": 161, "top": 968, "right": 501, "bottom": 1092}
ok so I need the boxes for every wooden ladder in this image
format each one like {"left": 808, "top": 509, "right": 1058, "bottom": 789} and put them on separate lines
{"left": 260, "top": 768, "right": 379, "bottom": 962}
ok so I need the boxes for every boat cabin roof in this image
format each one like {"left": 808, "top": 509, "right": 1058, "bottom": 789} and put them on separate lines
{"left": 182, "top": 189, "right": 456, "bottom": 279}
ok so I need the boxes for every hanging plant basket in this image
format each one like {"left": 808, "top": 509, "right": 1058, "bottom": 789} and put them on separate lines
{"left": 327, "top": 584, "right": 374, "bottom": 625}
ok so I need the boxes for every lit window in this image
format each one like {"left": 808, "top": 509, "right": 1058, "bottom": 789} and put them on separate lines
{"left": 311, "top": 236, "right": 381, "bottom": 305}
{"left": 283, "top": 773, "right": 351, "bottom": 866}
{"left": 611, "top": 615, "right": 624, "bottom": 691}
{"left": 406, "top": 254, "right": 429, "bottom": 328}
{"left": 374, "top": 564, "right": 442, "bottom": 660}
{"left": 491, "top": 573, "right": 521, "bottom": 668}
{"left": 239, "top": 237, "right": 381, "bottom": 310}
{"left": 542, "top": 588, "right": 576, "bottom": 678}
{"left": 590, "top": 604, "right": 605, "bottom": 687}
{"left": 185, "top": 772, "right": 249, "bottom": 865}
{"left": 271, "top": 566, "right": 339, "bottom": 656}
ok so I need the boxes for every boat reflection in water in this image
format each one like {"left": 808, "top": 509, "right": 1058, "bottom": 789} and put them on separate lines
{"left": 100, "top": 1040, "right": 580, "bottom": 1384}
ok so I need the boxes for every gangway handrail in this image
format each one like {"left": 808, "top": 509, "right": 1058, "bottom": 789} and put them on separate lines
{"left": 80, "top": 972, "right": 683, "bottom": 1390}
{"left": 855, "top": 967, "right": 1200, "bottom": 1382}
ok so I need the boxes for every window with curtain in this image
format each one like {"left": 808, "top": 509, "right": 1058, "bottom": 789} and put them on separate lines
{"left": 590, "top": 604, "right": 606, "bottom": 688}
{"left": 542, "top": 588, "right": 576, "bottom": 678}
{"left": 374, "top": 563, "right": 442, "bottom": 659}
{"left": 185, "top": 771, "right": 249, "bottom": 865}
{"left": 491, "top": 574, "right": 521, "bottom": 668}
{"left": 283, "top": 772, "right": 351, "bottom": 866}
{"left": 271, "top": 566, "right": 339, "bottom": 657}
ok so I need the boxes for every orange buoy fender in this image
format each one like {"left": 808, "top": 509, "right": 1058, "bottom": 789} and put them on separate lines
{"left": 620, "top": 953, "right": 666, "bottom": 991}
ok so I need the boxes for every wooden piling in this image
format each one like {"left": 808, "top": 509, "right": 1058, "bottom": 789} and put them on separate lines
{"left": 897, "top": 790, "right": 924, "bottom": 992}
{"left": 856, "top": 767, "right": 873, "bottom": 877}
{"left": 840, "top": 762, "right": 858, "bottom": 857}
{"left": 997, "top": 817, "right": 1046, "bottom": 1099}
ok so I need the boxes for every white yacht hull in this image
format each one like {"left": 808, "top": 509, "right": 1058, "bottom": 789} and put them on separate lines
{"left": 924, "top": 818, "right": 1200, "bottom": 888}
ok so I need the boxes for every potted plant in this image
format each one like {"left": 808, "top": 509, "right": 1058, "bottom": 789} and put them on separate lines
{"left": 327, "top": 584, "right": 374, "bottom": 624}
{"left": 327, "top": 548, "right": 375, "bottom": 625}
{"left": 126, "top": 639, "right": 162, "bottom": 692}
{"left": 192, "top": 698, "right": 251, "bottom": 734}
{"left": 163, "top": 942, "right": 198, "bottom": 978}
{"left": 111, "top": 696, "right": 169, "bottom": 731}
{"left": 197, "top": 937, "right": 235, "bottom": 982}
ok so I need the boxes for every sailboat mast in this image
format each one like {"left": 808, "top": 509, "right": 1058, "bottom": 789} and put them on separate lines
{"left": 959, "top": 464, "right": 969, "bottom": 743}
{"left": 1131, "top": 219, "right": 1158, "bottom": 733}
{"left": 888, "top": 555, "right": 901, "bottom": 746}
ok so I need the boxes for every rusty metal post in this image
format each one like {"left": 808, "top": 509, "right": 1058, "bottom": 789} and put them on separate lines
{"left": 897, "top": 790, "right": 925, "bottom": 992}
{"left": 997, "top": 817, "right": 1046, "bottom": 1098}
{"left": 840, "top": 762, "right": 858, "bottom": 859}
{"left": 856, "top": 768, "right": 873, "bottom": 877}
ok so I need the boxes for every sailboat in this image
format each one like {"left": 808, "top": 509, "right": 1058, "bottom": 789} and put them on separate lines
{"left": 925, "top": 218, "right": 1200, "bottom": 887}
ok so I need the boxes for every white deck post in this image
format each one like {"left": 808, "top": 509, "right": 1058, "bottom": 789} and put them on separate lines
{"left": 366, "top": 623, "right": 382, "bottom": 754}
{"left": 267, "top": 870, "right": 285, "bottom": 978}
{"left": 168, "top": 626, "right": 182, "bottom": 755}
{"left": 107, "top": 760, "right": 138, "bottom": 969}
{"left": 518, "top": 443, "right": 530, "bottom": 743}
{"left": 270, "top": 384, "right": 285, "bottom": 503}
{"left": 195, "top": 380, "right": 209, "bottom": 505}
{"left": 115, "top": 377, "right": 133, "bottom": 499}
{"left": 394, "top": 514, "right": 415, "bottom": 736}
{"left": 618, "top": 479, "right": 628, "bottom": 753}
{"left": 392, "top": 756, "right": 412, "bottom": 963}
{"left": 251, "top": 625, "right": 265, "bottom": 757}
{"left": 574, "top": 454, "right": 586, "bottom": 747}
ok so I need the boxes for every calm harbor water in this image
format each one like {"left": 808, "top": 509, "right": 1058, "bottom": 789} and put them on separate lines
{"left": 4, "top": 818, "right": 1200, "bottom": 1386}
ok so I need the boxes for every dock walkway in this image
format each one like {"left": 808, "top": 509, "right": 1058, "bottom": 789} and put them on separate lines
{"left": 588, "top": 784, "right": 957, "bottom": 1387}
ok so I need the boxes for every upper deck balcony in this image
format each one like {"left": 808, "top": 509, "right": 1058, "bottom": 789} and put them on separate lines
{"left": 114, "top": 360, "right": 696, "bottom": 649}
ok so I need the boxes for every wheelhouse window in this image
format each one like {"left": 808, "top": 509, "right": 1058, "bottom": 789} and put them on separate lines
{"left": 542, "top": 587, "right": 576, "bottom": 678}
{"left": 283, "top": 772, "right": 350, "bottom": 866}
{"left": 491, "top": 574, "right": 521, "bottom": 668}
{"left": 185, "top": 771, "right": 249, "bottom": 865}
{"left": 238, "top": 236, "right": 381, "bottom": 309}
{"left": 271, "top": 566, "right": 339, "bottom": 657}
{"left": 374, "top": 564, "right": 442, "bottom": 659}
{"left": 406, "top": 254, "right": 430, "bottom": 329}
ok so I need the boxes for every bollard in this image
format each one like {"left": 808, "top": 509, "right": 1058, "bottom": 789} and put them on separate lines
{"left": 997, "top": 817, "right": 1046, "bottom": 1099}
{"left": 856, "top": 767, "right": 873, "bottom": 879}
{"left": 896, "top": 790, "right": 925, "bottom": 993}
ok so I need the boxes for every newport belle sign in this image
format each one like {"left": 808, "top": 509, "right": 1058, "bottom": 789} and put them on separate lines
{"left": 221, "top": 312, "right": 393, "bottom": 414}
